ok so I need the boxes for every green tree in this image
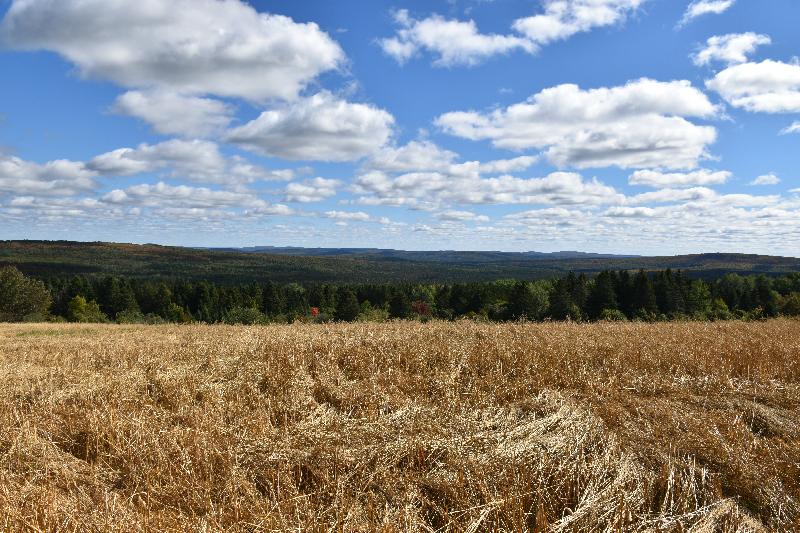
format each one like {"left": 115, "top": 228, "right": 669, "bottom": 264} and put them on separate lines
{"left": 335, "top": 288, "right": 361, "bottom": 322}
{"left": 507, "top": 281, "right": 548, "bottom": 320}
{"left": 388, "top": 291, "right": 412, "bottom": 319}
{"left": 548, "top": 278, "right": 581, "bottom": 321}
{"left": 631, "top": 270, "right": 657, "bottom": 316}
{"left": 586, "top": 271, "right": 619, "bottom": 320}
{"left": 779, "top": 292, "right": 800, "bottom": 316}
{"left": 67, "top": 295, "right": 108, "bottom": 323}
{"left": 164, "top": 303, "right": 192, "bottom": 323}
{"left": 0, "top": 266, "right": 51, "bottom": 322}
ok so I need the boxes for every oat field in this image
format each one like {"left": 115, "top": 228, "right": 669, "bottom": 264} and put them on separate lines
{"left": 0, "top": 321, "right": 798, "bottom": 532}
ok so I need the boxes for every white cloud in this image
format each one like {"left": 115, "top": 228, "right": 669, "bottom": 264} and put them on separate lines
{"left": 513, "top": 0, "right": 644, "bottom": 45}
{"left": 103, "top": 181, "right": 269, "bottom": 210}
{"left": 380, "top": 2, "right": 645, "bottom": 67}
{"left": 692, "top": 33, "right": 771, "bottom": 66}
{"left": 368, "top": 141, "right": 538, "bottom": 178}
{"left": 369, "top": 141, "right": 458, "bottom": 173}
{"left": 504, "top": 207, "right": 577, "bottom": 221}
{"left": 324, "top": 210, "right": 372, "bottom": 222}
{"left": 380, "top": 9, "right": 535, "bottom": 66}
{"left": 751, "top": 173, "right": 780, "bottom": 186}
{"left": 226, "top": 92, "right": 394, "bottom": 162}
{"left": 604, "top": 206, "right": 658, "bottom": 218}
{"left": 627, "top": 188, "right": 778, "bottom": 207}
{"left": 0, "top": 155, "right": 96, "bottom": 196}
{"left": 89, "top": 139, "right": 293, "bottom": 186}
{"left": 285, "top": 178, "right": 341, "bottom": 203}
{"left": 437, "top": 79, "right": 718, "bottom": 170}
{"left": 113, "top": 90, "right": 234, "bottom": 138}
{"left": 0, "top": 0, "right": 344, "bottom": 102}
{"left": 707, "top": 60, "right": 800, "bottom": 113}
{"left": 629, "top": 169, "right": 731, "bottom": 188}
{"left": 627, "top": 187, "right": 717, "bottom": 204}
{"left": 680, "top": 0, "right": 735, "bottom": 26}
{"left": 782, "top": 122, "right": 800, "bottom": 134}
{"left": 479, "top": 156, "right": 540, "bottom": 174}
{"left": 436, "top": 210, "right": 490, "bottom": 222}
{"left": 354, "top": 170, "right": 624, "bottom": 207}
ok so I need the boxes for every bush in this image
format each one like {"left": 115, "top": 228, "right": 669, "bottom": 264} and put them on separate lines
{"left": 116, "top": 309, "right": 147, "bottom": 324}
{"left": 223, "top": 306, "right": 267, "bottom": 325}
{"left": 599, "top": 309, "right": 627, "bottom": 322}
{"left": 357, "top": 306, "right": 389, "bottom": 323}
{"left": 165, "top": 303, "right": 193, "bottom": 323}
{"left": 779, "top": 292, "right": 800, "bottom": 316}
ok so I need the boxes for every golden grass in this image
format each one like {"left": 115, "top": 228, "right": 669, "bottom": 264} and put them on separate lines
{"left": 0, "top": 320, "right": 798, "bottom": 532}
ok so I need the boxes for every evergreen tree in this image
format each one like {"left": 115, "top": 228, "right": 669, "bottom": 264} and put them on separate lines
{"left": 262, "top": 281, "right": 285, "bottom": 317}
{"left": 388, "top": 291, "right": 412, "bottom": 319}
{"left": 585, "top": 271, "right": 619, "bottom": 320}
{"left": 615, "top": 270, "right": 635, "bottom": 317}
{"left": 631, "top": 270, "right": 657, "bottom": 317}
{"left": 507, "top": 281, "right": 548, "bottom": 320}
{"left": 549, "top": 278, "right": 581, "bottom": 320}
{"left": 335, "top": 288, "right": 361, "bottom": 322}
{"left": 754, "top": 275, "right": 779, "bottom": 317}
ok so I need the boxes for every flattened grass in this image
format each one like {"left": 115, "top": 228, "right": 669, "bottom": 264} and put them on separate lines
{"left": 0, "top": 320, "right": 798, "bottom": 531}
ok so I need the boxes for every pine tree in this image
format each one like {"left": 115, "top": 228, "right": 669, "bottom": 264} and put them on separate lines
{"left": 632, "top": 270, "right": 657, "bottom": 317}
{"left": 335, "top": 288, "right": 360, "bottom": 322}
{"left": 586, "top": 271, "right": 619, "bottom": 320}
{"left": 388, "top": 291, "right": 412, "bottom": 319}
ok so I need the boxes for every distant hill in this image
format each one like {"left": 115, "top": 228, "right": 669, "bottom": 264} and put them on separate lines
{"left": 1, "top": 240, "right": 799, "bottom": 284}
{"left": 208, "top": 246, "right": 637, "bottom": 262}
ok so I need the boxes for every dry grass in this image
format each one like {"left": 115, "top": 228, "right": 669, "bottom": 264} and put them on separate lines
{"left": 0, "top": 320, "right": 798, "bottom": 532}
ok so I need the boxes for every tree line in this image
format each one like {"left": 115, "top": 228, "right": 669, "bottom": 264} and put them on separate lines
{"left": 2, "top": 265, "right": 800, "bottom": 324}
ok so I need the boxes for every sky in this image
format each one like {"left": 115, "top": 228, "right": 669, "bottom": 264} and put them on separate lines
{"left": 0, "top": 0, "right": 798, "bottom": 255}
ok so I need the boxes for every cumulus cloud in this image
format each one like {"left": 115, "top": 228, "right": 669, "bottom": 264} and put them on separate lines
{"left": 629, "top": 169, "right": 731, "bottom": 188}
{"left": 380, "top": 9, "right": 535, "bottom": 66}
{"left": 692, "top": 33, "right": 771, "bottom": 66}
{"left": 227, "top": 92, "right": 395, "bottom": 162}
{"left": 113, "top": 90, "right": 235, "bottom": 138}
{"left": 369, "top": 141, "right": 458, "bottom": 173}
{"left": 707, "top": 60, "right": 800, "bottom": 113}
{"left": 512, "top": 0, "right": 644, "bottom": 45}
{"left": 380, "top": 2, "right": 644, "bottom": 67}
{"left": 627, "top": 188, "right": 778, "bottom": 207}
{"left": 103, "top": 181, "right": 270, "bottom": 211}
{"left": 680, "top": 0, "right": 735, "bottom": 26}
{"left": 0, "top": 0, "right": 344, "bottom": 102}
{"left": 751, "top": 173, "right": 780, "bottom": 186}
{"left": 0, "top": 155, "right": 96, "bottom": 196}
{"left": 354, "top": 170, "right": 624, "bottom": 207}
{"left": 604, "top": 206, "right": 658, "bottom": 218}
{"left": 436, "top": 79, "right": 718, "bottom": 170}
{"left": 89, "top": 140, "right": 294, "bottom": 186}
{"left": 436, "top": 210, "right": 490, "bottom": 222}
{"left": 99, "top": 180, "right": 292, "bottom": 220}
{"left": 285, "top": 178, "right": 341, "bottom": 203}
{"left": 324, "top": 210, "right": 372, "bottom": 222}
{"left": 782, "top": 122, "right": 800, "bottom": 134}
{"left": 368, "top": 141, "right": 538, "bottom": 177}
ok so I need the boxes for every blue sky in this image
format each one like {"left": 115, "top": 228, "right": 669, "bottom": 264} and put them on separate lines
{"left": 0, "top": 0, "right": 798, "bottom": 254}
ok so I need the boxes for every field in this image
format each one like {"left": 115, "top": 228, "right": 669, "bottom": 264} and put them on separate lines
{"left": 0, "top": 321, "right": 798, "bottom": 531}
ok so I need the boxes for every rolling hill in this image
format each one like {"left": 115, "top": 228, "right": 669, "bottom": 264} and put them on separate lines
{"left": 1, "top": 240, "right": 799, "bottom": 284}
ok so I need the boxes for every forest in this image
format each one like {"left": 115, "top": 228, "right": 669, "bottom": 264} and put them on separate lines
{"left": 2, "top": 265, "right": 800, "bottom": 324}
